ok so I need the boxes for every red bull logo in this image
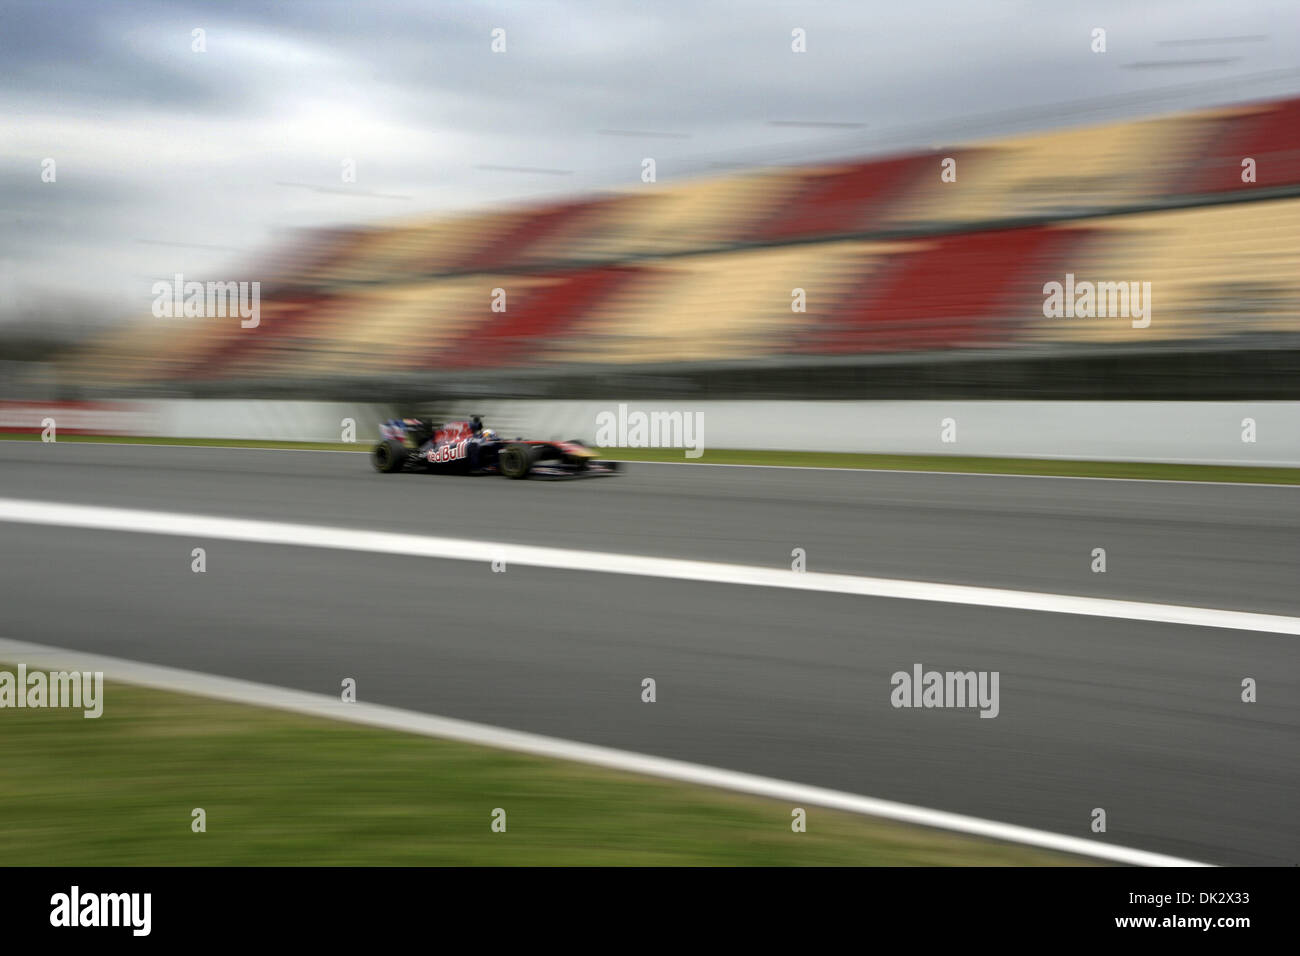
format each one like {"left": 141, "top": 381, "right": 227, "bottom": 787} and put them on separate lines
{"left": 426, "top": 440, "right": 469, "bottom": 463}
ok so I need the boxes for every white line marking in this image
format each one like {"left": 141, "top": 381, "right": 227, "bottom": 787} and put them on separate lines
{"left": 1, "top": 496, "right": 1297, "bottom": 635}
{"left": 653, "top": 453, "right": 1300, "bottom": 468}
{"left": 0, "top": 637, "right": 1210, "bottom": 866}
{"left": 0, "top": 439, "right": 365, "bottom": 455}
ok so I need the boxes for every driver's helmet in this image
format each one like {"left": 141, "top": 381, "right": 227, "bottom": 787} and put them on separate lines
{"left": 479, "top": 428, "right": 498, "bottom": 442}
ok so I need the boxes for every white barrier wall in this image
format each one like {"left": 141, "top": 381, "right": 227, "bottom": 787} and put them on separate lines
{"left": 154, "top": 400, "right": 400, "bottom": 443}
{"left": 0, "top": 400, "right": 397, "bottom": 443}
{"left": 5, "top": 399, "right": 1297, "bottom": 466}
{"left": 473, "top": 400, "right": 1300, "bottom": 467}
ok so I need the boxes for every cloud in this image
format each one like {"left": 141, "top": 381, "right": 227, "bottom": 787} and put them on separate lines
{"left": 1, "top": 0, "right": 1297, "bottom": 326}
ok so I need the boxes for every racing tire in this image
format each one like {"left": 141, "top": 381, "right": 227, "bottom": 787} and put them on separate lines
{"left": 498, "top": 443, "right": 540, "bottom": 479}
{"left": 372, "top": 439, "right": 409, "bottom": 474}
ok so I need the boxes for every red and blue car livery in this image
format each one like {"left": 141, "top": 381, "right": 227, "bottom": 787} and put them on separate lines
{"left": 371, "top": 416, "right": 620, "bottom": 480}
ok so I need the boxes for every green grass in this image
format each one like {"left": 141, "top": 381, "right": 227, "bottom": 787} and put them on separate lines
{"left": 8, "top": 431, "right": 1288, "bottom": 483}
{"left": 0, "top": 671, "right": 1086, "bottom": 866}
{"left": 596, "top": 447, "right": 1300, "bottom": 484}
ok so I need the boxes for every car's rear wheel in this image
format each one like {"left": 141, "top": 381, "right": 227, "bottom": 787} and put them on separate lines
{"left": 372, "top": 439, "right": 408, "bottom": 473}
{"left": 498, "top": 443, "right": 539, "bottom": 479}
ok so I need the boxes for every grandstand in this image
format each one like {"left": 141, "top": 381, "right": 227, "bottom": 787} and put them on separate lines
{"left": 60, "top": 94, "right": 1300, "bottom": 399}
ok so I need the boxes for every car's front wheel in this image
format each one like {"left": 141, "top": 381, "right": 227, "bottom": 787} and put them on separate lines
{"left": 497, "top": 443, "right": 539, "bottom": 479}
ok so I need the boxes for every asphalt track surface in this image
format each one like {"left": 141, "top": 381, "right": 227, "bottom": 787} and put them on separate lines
{"left": 1, "top": 441, "right": 1296, "bottom": 865}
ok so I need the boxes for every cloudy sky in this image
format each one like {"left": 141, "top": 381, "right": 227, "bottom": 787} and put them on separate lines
{"left": 1, "top": 0, "right": 1297, "bottom": 331}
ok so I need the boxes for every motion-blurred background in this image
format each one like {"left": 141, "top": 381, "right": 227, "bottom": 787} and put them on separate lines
{"left": 2, "top": 1, "right": 1299, "bottom": 409}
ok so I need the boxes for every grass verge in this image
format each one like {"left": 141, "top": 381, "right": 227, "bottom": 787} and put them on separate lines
{"left": 597, "top": 447, "right": 1300, "bottom": 484}
{"left": 0, "top": 669, "right": 1085, "bottom": 866}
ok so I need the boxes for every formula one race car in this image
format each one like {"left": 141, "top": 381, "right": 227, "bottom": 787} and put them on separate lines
{"left": 371, "top": 415, "right": 621, "bottom": 480}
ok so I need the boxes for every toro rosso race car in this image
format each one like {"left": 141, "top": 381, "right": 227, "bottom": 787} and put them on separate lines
{"left": 371, "top": 416, "right": 621, "bottom": 480}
